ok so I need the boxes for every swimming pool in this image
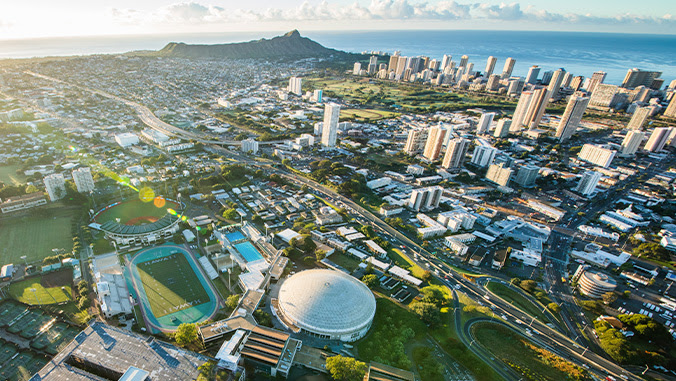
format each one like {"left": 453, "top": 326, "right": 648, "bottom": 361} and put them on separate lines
{"left": 225, "top": 231, "right": 246, "bottom": 242}
{"left": 234, "top": 241, "right": 264, "bottom": 262}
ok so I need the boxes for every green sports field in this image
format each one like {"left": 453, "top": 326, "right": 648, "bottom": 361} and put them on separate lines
{"left": 137, "top": 253, "right": 210, "bottom": 318}
{"left": 0, "top": 207, "right": 76, "bottom": 264}
{"left": 8, "top": 279, "right": 73, "bottom": 305}
{"left": 94, "top": 198, "right": 179, "bottom": 225}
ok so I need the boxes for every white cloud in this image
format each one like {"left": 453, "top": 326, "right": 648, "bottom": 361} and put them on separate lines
{"left": 108, "top": 0, "right": 676, "bottom": 29}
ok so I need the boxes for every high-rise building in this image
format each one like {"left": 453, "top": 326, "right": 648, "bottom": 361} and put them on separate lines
{"left": 442, "top": 138, "right": 470, "bottom": 169}
{"left": 663, "top": 95, "right": 676, "bottom": 119}
{"left": 525, "top": 65, "right": 540, "bottom": 84}
{"left": 506, "top": 77, "right": 525, "bottom": 96}
{"left": 422, "top": 127, "right": 448, "bottom": 161}
{"left": 395, "top": 56, "right": 408, "bottom": 79}
{"left": 501, "top": 57, "right": 516, "bottom": 79}
{"left": 353, "top": 62, "right": 362, "bottom": 75}
{"left": 578, "top": 144, "right": 616, "bottom": 168}
{"left": 513, "top": 164, "right": 540, "bottom": 188}
{"left": 408, "top": 186, "right": 443, "bottom": 211}
{"left": 72, "top": 167, "right": 95, "bottom": 193}
{"left": 620, "top": 131, "right": 645, "bottom": 156}
{"left": 241, "top": 138, "right": 259, "bottom": 154}
{"left": 321, "top": 103, "right": 340, "bottom": 147}
{"left": 288, "top": 77, "right": 302, "bottom": 95}
{"left": 548, "top": 68, "right": 566, "bottom": 99}
{"left": 494, "top": 119, "right": 512, "bottom": 138}
{"left": 44, "top": 173, "right": 66, "bottom": 201}
{"left": 575, "top": 171, "right": 603, "bottom": 196}
{"left": 587, "top": 71, "right": 607, "bottom": 94}
{"left": 627, "top": 106, "right": 651, "bottom": 130}
{"left": 484, "top": 56, "right": 497, "bottom": 77}
{"left": 459, "top": 55, "right": 469, "bottom": 69}
{"left": 589, "top": 84, "right": 622, "bottom": 109}
{"left": 621, "top": 68, "right": 662, "bottom": 89}
{"left": 404, "top": 128, "right": 429, "bottom": 155}
{"left": 440, "top": 54, "right": 452, "bottom": 71}
{"left": 541, "top": 71, "right": 554, "bottom": 85}
{"left": 511, "top": 90, "right": 533, "bottom": 132}
{"left": 471, "top": 145, "right": 498, "bottom": 167}
{"left": 570, "top": 76, "right": 584, "bottom": 91}
{"left": 644, "top": 127, "right": 673, "bottom": 152}
{"left": 476, "top": 113, "right": 495, "bottom": 134}
{"left": 561, "top": 72, "right": 573, "bottom": 88}
{"left": 516, "top": 87, "right": 550, "bottom": 130}
{"left": 555, "top": 93, "right": 590, "bottom": 141}
{"left": 485, "top": 163, "right": 513, "bottom": 186}
{"left": 486, "top": 74, "right": 501, "bottom": 91}
{"left": 388, "top": 54, "right": 400, "bottom": 72}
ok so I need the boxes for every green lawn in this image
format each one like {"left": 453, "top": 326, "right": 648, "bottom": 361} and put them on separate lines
{"left": 340, "top": 108, "right": 399, "bottom": 121}
{"left": 388, "top": 248, "right": 426, "bottom": 279}
{"left": 137, "top": 253, "right": 209, "bottom": 318}
{"left": 327, "top": 252, "right": 362, "bottom": 272}
{"left": 0, "top": 206, "right": 77, "bottom": 264}
{"left": 0, "top": 165, "right": 26, "bottom": 185}
{"left": 473, "top": 322, "right": 591, "bottom": 381}
{"left": 486, "top": 282, "right": 549, "bottom": 323}
{"left": 8, "top": 279, "right": 73, "bottom": 305}
{"left": 94, "top": 198, "right": 179, "bottom": 224}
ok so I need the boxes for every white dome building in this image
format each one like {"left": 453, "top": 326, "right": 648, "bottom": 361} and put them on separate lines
{"left": 276, "top": 269, "right": 376, "bottom": 342}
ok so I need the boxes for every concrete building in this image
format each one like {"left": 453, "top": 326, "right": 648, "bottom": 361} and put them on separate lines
{"left": 627, "top": 106, "right": 651, "bottom": 130}
{"left": 578, "top": 270, "right": 617, "bottom": 299}
{"left": 321, "top": 103, "right": 340, "bottom": 147}
{"left": 620, "top": 130, "right": 645, "bottom": 156}
{"left": 485, "top": 163, "right": 513, "bottom": 187}
{"left": 484, "top": 56, "right": 497, "bottom": 77}
{"left": 422, "top": 126, "right": 447, "bottom": 161}
{"left": 476, "top": 112, "right": 494, "bottom": 134}
{"left": 0, "top": 192, "right": 47, "bottom": 213}
{"left": 72, "top": 167, "right": 95, "bottom": 193}
{"left": 665, "top": 95, "right": 676, "bottom": 118}
{"left": 408, "top": 186, "right": 443, "bottom": 211}
{"left": 575, "top": 171, "right": 603, "bottom": 196}
{"left": 470, "top": 144, "right": 498, "bottom": 167}
{"left": 114, "top": 132, "right": 139, "bottom": 147}
{"left": 44, "top": 173, "right": 66, "bottom": 201}
{"left": 241, "top": 138, "right": 259, "bottom": 154}
{"left": 288, "top": 76, "right": 302, "bottom": 95}
{"left": 525, "top": 65, "right": 540, "bottom": 84}
{"left": 501, "top": 57, "right": 516, "bottom": 79}
{"left": 442, "top": 138, "right": 470, "bottom": 169}
{"left": 644, "top": 127, "right": 672, "bottom": 152}
{"left": 578, "top": 144, "right": 616, "bottom": 168}
{"left": 403, "top": 128, "right": 428, "bottom": 155}
{"left": 555, "top": 93, "right": 590, "bottom": 141}
{"left": 587, "top": 71, "right": 607, "bottom": 94}
{"left": 547, "top": 68, "right": 566, "bottom": 99}
{"left": 589, "top": 84, "right": 624, "bottom": 109}
{"left": 494, "top": 119, "right": 512, "bottom": 138}
{"left": 621, "top": 68, "right": 662, "bottom": 89}
{"left": 512, "top": 87, "right": 550, "bottom": 130}
{"left": 513, "top": 164, "right": 540, "bottom": 188}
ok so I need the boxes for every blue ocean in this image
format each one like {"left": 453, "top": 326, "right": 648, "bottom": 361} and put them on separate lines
{"left": 0, "top": 30, "right": 674, "bottom": 85}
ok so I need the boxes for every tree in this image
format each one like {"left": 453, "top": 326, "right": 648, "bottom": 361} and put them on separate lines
{"left": 419, "top": 286, "right": 446, "bottom": 307}
{"left": 226, "top": 294, "right": 240, "bottom": 311}
{"left": 633, "top": 242, "right": 670, "bottom": 262}
{"left": 519, "top": 280, "right": 537, "bottom": 293}
{"left": 175, "top": 323, "right": 201, "bottom": 349}
{"left": 420, "top": 270, "right": 432, "bottom": 282}
{"left": 222, "top": 208, "right": 238, "bottom": 220}
{"left": 602, "top": 292, "right": 618, "bottom": 305}
{"left": 622, "top": 290, "right": 631, "bottom": 299}
{"left": 547, "top": 302, "right": 561, "bottom": 313}
{"left": 315, "top": 249, "right": 327, "bottom": 262}
{"left": 409, "top": 301, "right": 441, "bottom": 327}
{"left": 325, "top": 355, "right": 367, "bottom": 381}
{"left": 253, "top": 309, "right": 273, "bottom": 327}
{"left": 361, "top": 274, "right": 378, "bottom": 289}
{"left": 77, "top": 296, "right": 90, "bottom": 310}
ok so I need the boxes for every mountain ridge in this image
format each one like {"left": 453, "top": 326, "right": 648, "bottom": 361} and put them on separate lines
{"left": 157, "top": 30, "right": 350, "bottom": 59}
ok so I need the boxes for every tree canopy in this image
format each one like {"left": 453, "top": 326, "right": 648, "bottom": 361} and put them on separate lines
{"left": 325, "top": 355, "right": 367, "bottom": 381}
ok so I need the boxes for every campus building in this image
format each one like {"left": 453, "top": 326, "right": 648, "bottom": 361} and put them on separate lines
{"left": 72, "top": 167, "right": 95, "bottom": 193}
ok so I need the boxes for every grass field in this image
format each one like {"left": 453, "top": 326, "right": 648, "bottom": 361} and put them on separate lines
{"left": 486, "top": 282, "right": 549, "bottom": 323}
{"left": 388, "top": 248, "right": 426, "bottom": 280}
{"left": 473, "top": 322, "right": 591, "bottom": 381}
{"left": 8, "top": 278, "right": 73, "bottom": 305}
{"left": 94, "top": 199, "right": 179, "bottom": 225}
{"left": 0, "top": 165, "right": 26, "bottom": 186}
{"left": 0, "top": 206, "right": 77, "bottom": 264}
{"left": 340, "top": 108, "right": 399, "bottom": 121}
{"left": 328, "top": 252, "right": 362, "bottom": 272}
{"left": 137, "top": 253, "right": 209, "bottom": 318}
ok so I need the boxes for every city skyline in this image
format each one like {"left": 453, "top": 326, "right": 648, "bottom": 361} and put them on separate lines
{"left": 0, "top": 0, "right": 674, "bottom": 39}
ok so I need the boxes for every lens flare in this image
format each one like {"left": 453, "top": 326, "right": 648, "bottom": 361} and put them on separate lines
{"left": 167, "top": 208, "right": 177, "bottom": 215}
{"left": 153, "top": 196, "right": 166, "bottom": 208}
{"left": 139, "top": 187, "right": 155, "bottom": 202}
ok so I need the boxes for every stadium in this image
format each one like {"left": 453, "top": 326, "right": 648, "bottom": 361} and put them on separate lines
{"left": 89, "top": 198, "right": 183, "bottom": 249}
{"left": 275, "top": 269, "right": 376, "bottom": 342}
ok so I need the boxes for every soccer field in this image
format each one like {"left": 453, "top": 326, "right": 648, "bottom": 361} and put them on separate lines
{"left": 0, "top": 207, "right": 76, "bottom": 264}
{"left": 8, "top": 278, "right": 73, "bottom": 305}
{"left": 137, "top": 253, "right": 210, "bottom": 318}
{"left": 94, "top": 199, "right": 180, "bottom": 225}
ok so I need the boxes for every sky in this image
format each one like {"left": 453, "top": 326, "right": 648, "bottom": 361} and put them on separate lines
{"left": 0, "top": 0, "right": 674, "bottom": 39}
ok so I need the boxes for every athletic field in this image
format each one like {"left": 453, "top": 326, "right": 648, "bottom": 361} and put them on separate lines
{"left": 137, "top": 253, "right": 209, "bottom": 318}
{"left": 93, "top": 199, "right": 180, "bottom": 225}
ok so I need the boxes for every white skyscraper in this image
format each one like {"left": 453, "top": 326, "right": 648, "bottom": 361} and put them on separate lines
{"left": 525, "top": 65, "right": 540, "bottom": 84}
{"left": 665, "top": 95, "right": 676, "bottom": 118}
{"left": 627, "top": 106, "right": 651, "bottom": 130}
{"left": 575, "top": 171, "right": 603, "bottom": 196}
{"left": 288, "top": 76, "right": 302, "bottom": 95}
{"left": 471, "top": 145, "right": 498, "bottom": 167}
{"left": 555, "top": 93, "right": 590, "bottom": 141}
{"left": 513, "top": 165, "right": 540, "bottom": 188}
{"left": 408, "top": 186, "right": 443, "bottom": 211}
{"left": 44, "top": 173, "right": 66, "bottom": 201}
{"left": 484, "top": 56, "right": 497, "bottom": 77}
{"left": 241, "top": 138, "right": 259, "bottom": 154}
{"left": 548, "top": 68, "right": 566, "bottom": 99}
{"left": 578, "top": 144, "right": 616, "bottom": 168}
{"left": 494, "top": 119, "right": 512, "bottom": 138}
{"left": 620, "top": 131, "right": 645, "bottom": 156}
{"left": 512, "top": 87, "right": 550, "bottom": 130}
{"left": 501, "top": 57, "right": 516, "bottom": 79}
{"left": 587, "top": 71, "right": 607, "bottom": 94}
{"left": 440, "top": 54, "right": 452, "bottom": 71}
{"left": 321, "top": 103, "right": 341, "bottom": 147}
{"left": 422, "top": 126, "right": 448, "bottom": 161}
{"left": 442, "top": 138, "right": 470, "bottom": 169}
{"left": 72, "top": 167, "right": 95, "bottom": 193}
{"left": 404, "top": 128, "right": 429, "bottom": 155}
{"left": 486, "top": 163, "right": 513, "bottom": 186}
{"left": 476, "top": 112, "right": 495, "bottom": 134}
{"left": 644, "top": 127, "right": 673, "bottom": 152}
{"left": 353, "top": 62, "right": 362, "bottom": 75}
{"left": 459, "top": 55, "right": 469, "bottom": 69}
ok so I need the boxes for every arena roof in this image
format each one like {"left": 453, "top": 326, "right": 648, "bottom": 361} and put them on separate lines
{"left": 99, "top": 214, "right": 179, "bottom": 235}
{"left": 277, "top": 269, "right": 376, "bottom": 336}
